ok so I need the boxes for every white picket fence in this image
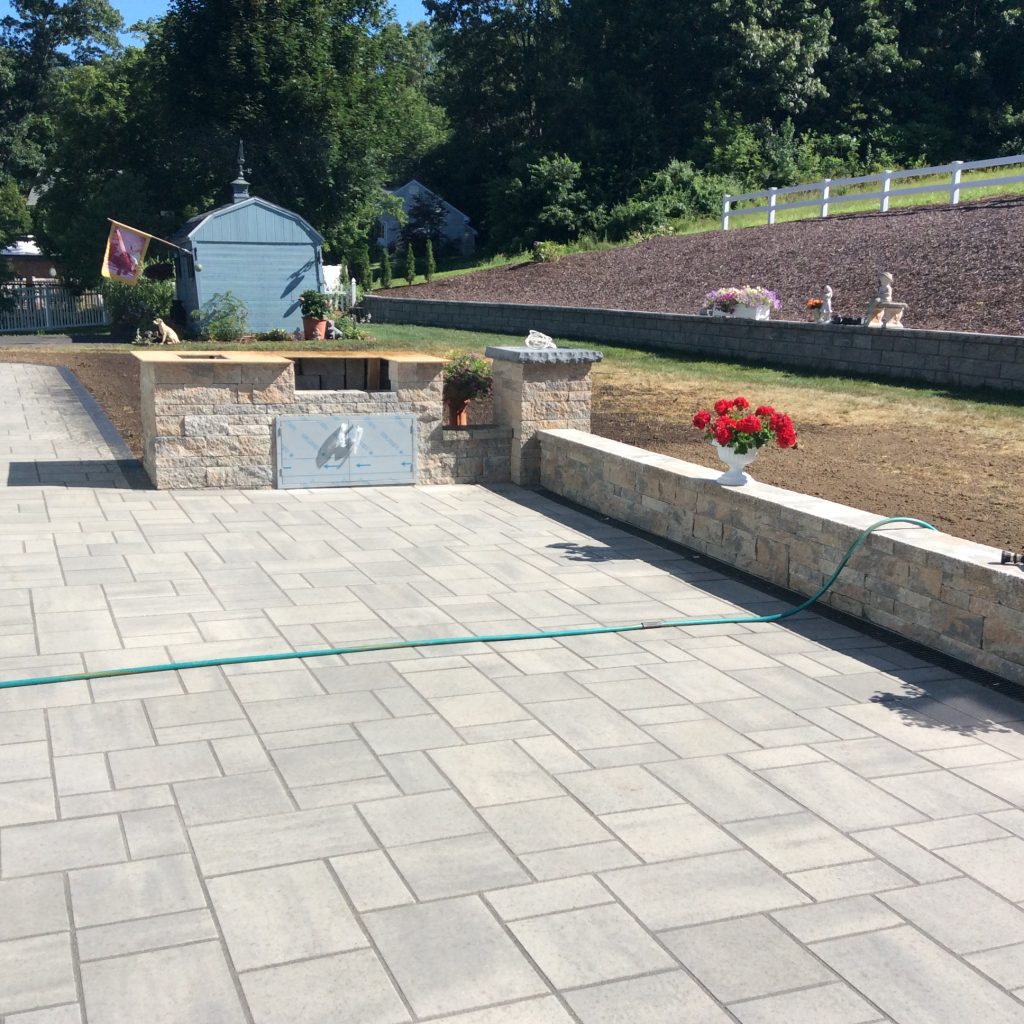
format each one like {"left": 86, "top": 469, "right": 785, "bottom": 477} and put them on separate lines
{"left": 0, "top": 282, "right": 109, "bottom": 333}
{"left": 721, "top": 154, "right": 1024, "bottom": 230}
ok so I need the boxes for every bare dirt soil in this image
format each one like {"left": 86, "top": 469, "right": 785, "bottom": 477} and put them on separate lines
{"left": 1, "top": 349, "right": 1021, "bottom": 551}
{"left": 399, "top": 196, "right": 1024, "bottom": 337}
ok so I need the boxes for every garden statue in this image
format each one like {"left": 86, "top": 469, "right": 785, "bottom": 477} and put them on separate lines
{"left": 152, "top": 318, "right": 181, "bottom": 345}
{"left": 863, "top": 270, "right": 907, "bottom": 328}
{"left": 525, "top": 329, "right": 556, "bottom": 349}
{"left": 818, "top": 286, "right": 833, "bottom": 324}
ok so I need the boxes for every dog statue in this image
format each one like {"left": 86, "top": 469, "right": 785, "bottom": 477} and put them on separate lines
{"left": 153, "top": 318, "right": 181, "bottom": 345}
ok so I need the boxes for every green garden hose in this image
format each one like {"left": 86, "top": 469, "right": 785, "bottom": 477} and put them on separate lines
{"left": 0, "top": 516, "right": 937, "bottom": 692}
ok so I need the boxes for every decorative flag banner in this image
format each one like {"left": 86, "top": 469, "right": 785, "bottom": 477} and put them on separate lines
{"left": 101, "top": 221, "right": 152, "bottom": 284}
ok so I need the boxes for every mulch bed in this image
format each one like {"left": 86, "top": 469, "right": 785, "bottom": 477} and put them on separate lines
{"left": 397, "top": 195, "right": 1024, "bottom": 337}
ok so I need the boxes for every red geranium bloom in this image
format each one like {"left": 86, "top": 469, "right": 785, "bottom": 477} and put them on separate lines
{"left": 692, "top": 410, "right": 712, "bottom": 429}
{"left": 755, "top": 405, "right": 774, "bottom": 416}
{"left": 712, "top": 422, "right": 733, "bottom": 445}
{"left": 713, "top": 398, "right": 732, "bottom": 415}
{"left": 736, "top": 415, "right": 762, "bottom": 434}
{"left": 733, "top": 396, "right": 750, "bottom": 410}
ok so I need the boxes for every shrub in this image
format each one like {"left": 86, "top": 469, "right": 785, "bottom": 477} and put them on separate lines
{"left": 298, "top": 290, "right": 331, "bottom": 319}
{"left": 424, "top": 238, "right": 435, "bottom": 282}
{"left": 531, "top": 241, "right": 565, "bottom": 263}
{"left": 404, "top": 242, "right": 416, "bottom": 285}
{"left": 190, "top": 291, "right": 248, "bottom": 341}
{"left": 442, "top": 351, "right": 492, "bottom": 404}
{"left": 99, "top": 272, "right": 174, "bottom": 333}
{"left": 603, "top": 160, "right": 742, "bottom": 240}
{"left": 256, "top": 328, "right": 292, "bottom": 341}
{"left": 380, "top": 248, "right": 392, "bottom": 288}
{"left": 360, "top": 244, "right": 373, "bottom": 293}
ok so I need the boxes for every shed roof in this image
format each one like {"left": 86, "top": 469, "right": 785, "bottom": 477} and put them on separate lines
{"left": 172, "top": 196, "right": 324, "bottom": 246}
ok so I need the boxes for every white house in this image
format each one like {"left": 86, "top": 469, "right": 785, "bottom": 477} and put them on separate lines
{"left": 377, "top": 180, "right": 478, "bottom": 256}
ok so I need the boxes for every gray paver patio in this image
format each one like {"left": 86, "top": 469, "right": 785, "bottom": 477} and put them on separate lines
{"left": 4, "top": 361, "right": 1024, "bottom": 1022}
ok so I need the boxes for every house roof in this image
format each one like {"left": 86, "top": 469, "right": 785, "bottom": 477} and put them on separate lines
{"left": 0, "top": 237, "right": 43, "bottom": 258}
{"left": 171, "top": 196, "right": 324, "bottom": 246}
{"left": 389, "top": 180, "right": 477, "bottom": 233}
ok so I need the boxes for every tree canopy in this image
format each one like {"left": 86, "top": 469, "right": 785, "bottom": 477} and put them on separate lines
{"left": 3, "top": 0, "right": 1022, "bottom": 278}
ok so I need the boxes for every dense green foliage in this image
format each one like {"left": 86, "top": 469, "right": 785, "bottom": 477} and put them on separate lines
{"left": 98, "top": 271, "right": 173, "bottom": 332}
{"left": 190, "top": 290, "right": 248, "bottom": 341}
{"left": 422, "top": 0, "right": 1024, "bottom": 247}
{"left": 380, "top": 248, "right": 392, "bottom": 288}
{"left": 424, "top": 238, "right": 435, "bottom": 281}
{"left": 4, "top": 0, "right": 1023, "bottom": 278}
{"left": 404, "top": 241, "right": 416, "bottom": 285}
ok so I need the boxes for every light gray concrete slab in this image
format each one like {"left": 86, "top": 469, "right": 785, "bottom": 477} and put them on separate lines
{"left": 364, "top": 896, "right": 547, "bottom": 1018}
{"left": 4, "top": 362, "right": 1024, "bottom": 1023}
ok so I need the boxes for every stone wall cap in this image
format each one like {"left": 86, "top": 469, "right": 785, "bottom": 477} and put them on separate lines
{"left": 485, "top": 345, "right": 603, "bottom": 364}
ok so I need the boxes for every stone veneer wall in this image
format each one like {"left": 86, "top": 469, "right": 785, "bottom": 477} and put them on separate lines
{"left": 366, "top": 296, "right": 1024, "bottom": 393}
{"left": 488, "top": 348, "right": 598, "bottom": 485}
{"left": 539, "top": 428, "right": 1024, "bottom": 684}
{"left": 139, "top": 356, "right": 511, "bottom": 488}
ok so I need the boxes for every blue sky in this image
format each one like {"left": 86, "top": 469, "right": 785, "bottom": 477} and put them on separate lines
{"left": 0, "top": 0, "right": 429, "bottom": 38}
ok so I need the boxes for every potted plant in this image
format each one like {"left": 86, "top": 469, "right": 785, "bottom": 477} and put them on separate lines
{"left": 442, "top": 352, "right": 492, "bottom": 426}
{"left": 703, "top": 286, "right": 781, "bottom": 321}
{"left": 692, "top": 396, "right": 796, "bottom": 484}
{"left": 299, "top": 289, "right": 331, "bottom": 340}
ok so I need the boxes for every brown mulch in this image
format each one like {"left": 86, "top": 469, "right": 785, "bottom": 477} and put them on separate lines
{"left": 397, "top": 195, "right": 1024, "bottom": 337}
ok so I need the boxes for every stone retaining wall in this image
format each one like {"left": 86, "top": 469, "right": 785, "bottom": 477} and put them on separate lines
{"left": 539, "top": 428, "right": 1024, "bottom": 683}
{"left": 366, "top": 296, "right": 1024, "bottom": 393}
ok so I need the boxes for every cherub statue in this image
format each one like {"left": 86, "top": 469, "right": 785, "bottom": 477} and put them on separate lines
{"left": 818, "top": 286, "right": 833, "bottom": 324}
{"left": 864, "top": 271, "right": 906, "bottom": 328}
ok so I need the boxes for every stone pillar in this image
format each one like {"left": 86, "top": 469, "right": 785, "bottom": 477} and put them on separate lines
{"left": 487, "top": 345, "right": 602, "bottom": 487}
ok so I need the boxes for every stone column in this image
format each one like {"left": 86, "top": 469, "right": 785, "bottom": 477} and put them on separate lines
{"left": 487, "top": 345, "right": 603, "bottom": 487}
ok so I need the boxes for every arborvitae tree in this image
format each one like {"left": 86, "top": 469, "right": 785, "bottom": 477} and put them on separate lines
{"left": 424, "top": 238, "right": 435, "bottom": 282}
{"left": 358, "top": 244, "right": 373, "bottom": 292}
{"left": 404, "top": 242, "right": 416, "bottom": 285}
{"left": 380, "top": 248, "right": 392, "bottom": 288}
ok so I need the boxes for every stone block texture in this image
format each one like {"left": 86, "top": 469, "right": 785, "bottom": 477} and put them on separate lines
{"left": 539, "top": 428, "right": 1024, "bottom": 684}
{"left": 366, "top": 296, "right": 1024, "bottom": 393}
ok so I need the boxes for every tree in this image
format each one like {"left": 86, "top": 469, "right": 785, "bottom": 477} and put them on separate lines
{"left": 424, "top": 238, "right": 435, "bottom": 281}
{"left": 0, "top": 173, "right": 32, "bottom": 301}
{"left": 400, "top": 192, "right": 446, "bottom": 249}
{"left": 35, "top": 0, "right": 447, "bottom": 283}
{"left": 0, "top": 0, "right": 122, "bottom": 188}
{"left": 404, "top": 241, "right": 416, "bottom": 284}
{"left": 380, "top": 247, "right": 392, "bottom": 288}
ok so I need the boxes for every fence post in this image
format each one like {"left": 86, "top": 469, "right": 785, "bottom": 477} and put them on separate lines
{"left": 950, "top": 160, "right": 964, "bottom": 205}
{"left": 881, "top": 171, "right": 892, "bottom": 212}
{"left": 768, "top": 187, "right": 778, "bottom": 226}
{"left": 721, "top": 194, "right": 731, "bottom": 231}
{"left": 821, "top": 179, "right": 831, "bottom": 219}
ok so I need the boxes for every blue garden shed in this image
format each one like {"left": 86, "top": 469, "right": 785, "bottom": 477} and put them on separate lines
{"left": 171, "top": 171, "right": 324, "bottom": 333}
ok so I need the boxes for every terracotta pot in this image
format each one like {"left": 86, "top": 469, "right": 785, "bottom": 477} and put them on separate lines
{"left": 446, "top": 398, "right": 470, "bottom": 426}
{"left": 302, "top": 316, "right": 326, "bottom": 340}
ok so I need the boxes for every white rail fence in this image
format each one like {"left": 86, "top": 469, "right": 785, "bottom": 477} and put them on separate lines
{"left": 721, "top": 154, "right": 1024, "bottom": 230}
{"left": 0, "top": 282, "right": 109, "bottom": 333}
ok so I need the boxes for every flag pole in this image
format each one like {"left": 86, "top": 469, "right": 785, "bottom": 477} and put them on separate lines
{"left": 106, "top": 218, "right": 192, "bottom": 255}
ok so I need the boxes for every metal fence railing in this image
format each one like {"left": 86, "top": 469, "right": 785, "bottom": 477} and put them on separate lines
{"left": 0, "top": 282, "right": 109, "bottom": 333}
{"left": 721, "top": 153, "right": 1024, "bottom": 230}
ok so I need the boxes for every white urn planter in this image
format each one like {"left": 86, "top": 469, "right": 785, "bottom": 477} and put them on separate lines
{"left": 712, "top": 442, "right": 758, "bottom": 485}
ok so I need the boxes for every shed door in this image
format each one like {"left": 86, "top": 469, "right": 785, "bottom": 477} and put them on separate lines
{"left": 276, "top": 415, "right": 417, "bottom": 489}
{"left": 199, "top": 242, "right": 316, "bottom": 332}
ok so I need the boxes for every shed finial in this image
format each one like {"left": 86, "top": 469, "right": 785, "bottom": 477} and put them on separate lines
{"left": 231, "top": 138, "right": 251, "bottom": 203}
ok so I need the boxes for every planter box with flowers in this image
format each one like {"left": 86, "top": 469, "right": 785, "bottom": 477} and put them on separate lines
{"left": 442, "top": 351, "right": 493, "bottom": 426}
{"left": 703, "top": 286, "right": 781, "bottom": 321}
{"left": 692, "top": 396, "right": 797, "bottom": 484}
